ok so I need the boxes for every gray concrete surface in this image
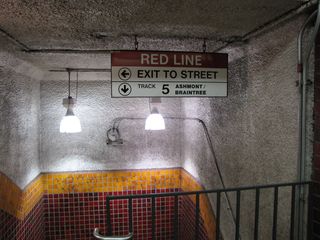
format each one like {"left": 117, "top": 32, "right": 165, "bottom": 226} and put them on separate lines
{"left": 0, "top": 0, "right": 300, "bottom": 49}
{"left": 0, "top": 50, "right": 43, "bottom": 189}
{"left": 180, "top": 15, "right": 311, "bottom": 239}
{"left": 40, "top": 80, "right": 183, "bottom": 172}
{"left": 18, "top": 37, "right": 218, "bottom": 75}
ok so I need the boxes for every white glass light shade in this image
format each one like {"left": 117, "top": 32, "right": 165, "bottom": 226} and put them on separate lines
{"left": 145, "top": 113, "right": 165, "bottom": 130}
{"left": 60, "top": 114, "right": 82, "bottom": 133}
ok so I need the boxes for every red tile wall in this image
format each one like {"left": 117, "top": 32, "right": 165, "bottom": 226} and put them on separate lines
{"left": 109, "top": 189, "right": 176, "bottom": 239}
{"left": 0, "top": 209, "right": 19, "bottom": 239}
{"left": 179, "top": 195, "right": 209, "bottom": 240}
{"left": 44, "top": 192, "right": 108, "bottom": 240}
{"left": 0, "top": 199, "right": 45, "bottom": 240}
{"left": 0, "top": 177, "right": 210, "bottom": 239}
{"left": 43, "top": 188, "right": 209, "bottom": 240}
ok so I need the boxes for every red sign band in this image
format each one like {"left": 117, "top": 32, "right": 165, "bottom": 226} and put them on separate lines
{"left": 112, "top": 51, "right": 228, "bottom": 68}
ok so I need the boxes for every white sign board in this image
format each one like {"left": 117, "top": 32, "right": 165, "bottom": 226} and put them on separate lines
{"left": 111, "top": 51, "right": 228, "bottom": 97}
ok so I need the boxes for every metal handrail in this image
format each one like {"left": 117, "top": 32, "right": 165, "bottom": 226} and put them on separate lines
{"left": 93, "top": 228, "right": 133, "bottom": 240}
{"left": 106, "top": 181, "right": 310, "bottom": 240}
{"left": 106, "top": 117, "right": 312, "bottom": 239}
{"left": 106, "top": 181, "right": 310, "bottom": 200}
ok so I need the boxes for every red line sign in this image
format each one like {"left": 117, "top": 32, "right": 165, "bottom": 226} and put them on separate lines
{"left": 111, "top": 51, "right": 228, "bottom": 98}
{"left": 112, "top": 51, "right": 228, "bottom": 68}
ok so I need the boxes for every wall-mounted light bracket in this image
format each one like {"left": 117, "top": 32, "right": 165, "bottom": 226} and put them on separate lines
{"left": 106, "top": 128, "right": 123, "bottom": 145}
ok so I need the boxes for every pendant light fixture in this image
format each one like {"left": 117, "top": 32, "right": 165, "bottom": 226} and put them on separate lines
{"left": 59, "top": 70, "right": 82, "bottom": 133}
{"left": 145, "top": 98, "right": 165, "bottom": 130}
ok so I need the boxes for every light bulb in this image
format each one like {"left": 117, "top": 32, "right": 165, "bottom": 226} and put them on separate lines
{"left": 60, "top": 108, "right": 82, "bottom": 133}
{"left": 145, "top": 113, "right": 165, "bottom": 130}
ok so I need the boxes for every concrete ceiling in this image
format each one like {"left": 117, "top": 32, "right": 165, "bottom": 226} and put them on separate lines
{"left": 0, "top": 0, "right": 312, "bottom": 76}
{"left": 0, "top": 0, "right": 306, "bottom": 50}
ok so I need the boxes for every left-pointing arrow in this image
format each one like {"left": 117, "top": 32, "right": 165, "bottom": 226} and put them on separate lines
{"left": 121, "top": 70, "right": 129, "bottom": 79}
{"left": 118, "top": 68, "right": 131, "bottom": 80}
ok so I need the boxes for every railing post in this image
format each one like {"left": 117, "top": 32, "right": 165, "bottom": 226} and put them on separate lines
{"left": 195, "top": 193, "right": 200, "bottom": 240}
{"left": 254, "top": 189, "right": 260, "bottom": 240}
{"left": 235, "top": 190, "right": 241, "bottom": 240}
{"left": 216, "top": 191, "right": 221, "bottom": 240}
{"left": 106, "top": 196, "right": 112, "bottom": 236}
{"left": 290, "top": 185, "right": 296, "bottom": 240}
{"left": 152, "top": 197, "right": 156, "bottom": 239}
{"left": 272, "top": 186, "right": 279, "bottom": 240}
{"left": 128, "top": 198, "right": 133, "bottom": 234}
{"left": 307, "top": 182, "right": 313, "bottom": 240}
{"left": 174, "top": 195, "right": 179, "bottom": 240}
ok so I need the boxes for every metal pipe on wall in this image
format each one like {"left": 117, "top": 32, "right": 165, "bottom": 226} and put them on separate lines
{"left": 49, "top": 68, "right": 111, "bottom": 72}
{"left": 297, "top": 2, "right": 320, "bottom": 239}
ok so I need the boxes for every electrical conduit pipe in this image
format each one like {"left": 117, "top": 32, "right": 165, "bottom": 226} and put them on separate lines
{"left": 297, "top": 1, "right": 320, "bottom": 239}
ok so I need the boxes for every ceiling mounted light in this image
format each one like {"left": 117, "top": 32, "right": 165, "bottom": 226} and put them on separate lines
{"left": 145, "top": 98, "right": 165, "bottom": 130}
{"left": 60, "top": 71, "right": 82, "bottom": 133}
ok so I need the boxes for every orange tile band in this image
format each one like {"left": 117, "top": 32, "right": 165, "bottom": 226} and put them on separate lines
{"left": 0, "top": 168, "right": 215, "bottom": 237}
{"left": 42, "top": 168, "right": 181, "bottom": 194}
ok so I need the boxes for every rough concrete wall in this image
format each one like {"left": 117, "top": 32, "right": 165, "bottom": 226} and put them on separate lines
{"left": 181, "top": 16, "right": 307, "bottom": 240}
{"left": 40, "top": 79, "right": 182, "bottom": 172}
{"left": 0, "top": 51, "right": 42, "bottom": 189}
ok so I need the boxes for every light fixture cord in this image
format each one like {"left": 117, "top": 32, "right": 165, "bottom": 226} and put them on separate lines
{"left": 76, "top": 71, "right": 79, "bottom": 99}
{"left": 148, "top": 98, "right": 152, "bottom": 113}
{"left": 68, "top": 70, "right": 71, "bottom": 98}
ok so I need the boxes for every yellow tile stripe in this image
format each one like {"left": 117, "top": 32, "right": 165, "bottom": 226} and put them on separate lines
{"left": 42, "top": 169, "right": 181, "bottom": 194}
